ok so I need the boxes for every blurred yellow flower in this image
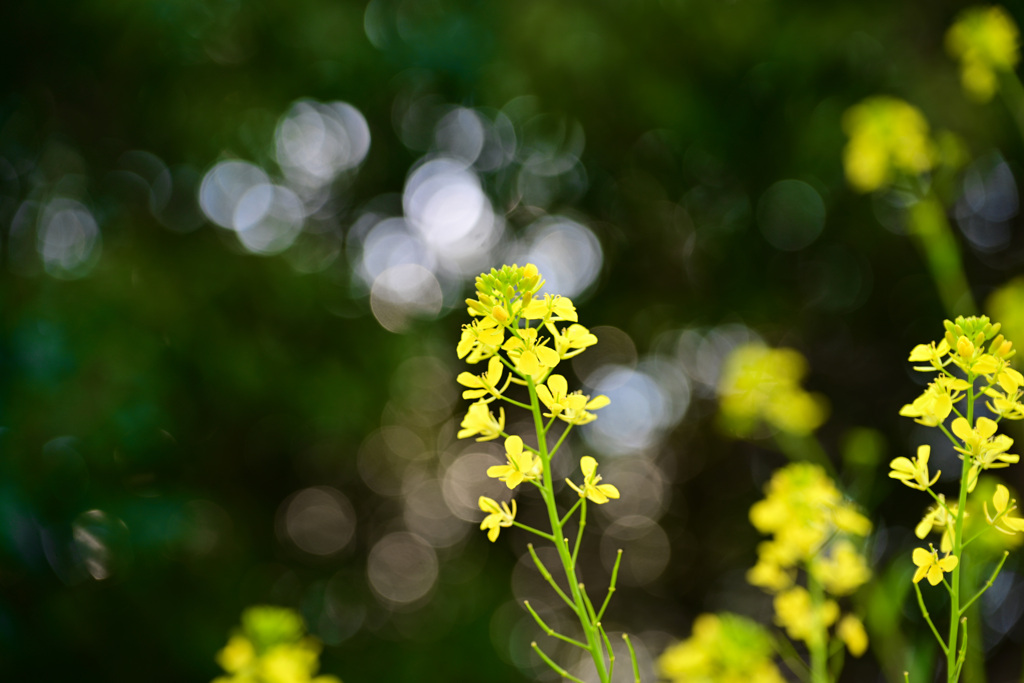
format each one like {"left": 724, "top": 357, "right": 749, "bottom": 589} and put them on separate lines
{"left": 916, "top": 494, "right": 958, "bottom": 553}
{"left": 812, "top": 540, "right": 872, "bottom": 596}
{"left": 718, "top": 344, "right": 827, "bottom": 436}
{"left": 213, "top": 606, "right": 341, "bottom": 683}
{"left": 946, "top": 5, "right": 1020, "bottom": 102}
{"left": 657, "top": 613, "right": 785, "bottom": 683}
{"left": 773, "top": 586, "right": 839, "bottom": 647}
{"left": 837, "top": 614, "right": 869, "bottom": 657}
{"left": 842, "top": 96, "right": 936, "bottom": 193}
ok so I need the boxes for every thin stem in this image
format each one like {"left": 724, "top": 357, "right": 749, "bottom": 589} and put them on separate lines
{"left": 512, "top": 520, "right": 556, "bottom": 541}
{"left": 807, "top": 570, "right": 829, "bottom": 683}
{"left": 914, "top": 581, "right": 949, "bottom": 655}
{"left": 528, "top": 378, "right": 610, "bottom": 682}
{"left": 523, "top": 601, "right": 590, "bottom": 650}
{"left": 596, "top": 549, "right": 623, "bottom": 622}
{"left": 622, "top": 633, "right": 641, "bottom": 683}
{"left": 598, "top": 624, "right": 615, "bottom": 680}
{"left": 532, "top": 641, "right": 586, "bottom": 683}
{"left": 571, "top": 500, "right": 587, "bottom": 567}
{"left": 959, "top": 551, "right": 1009, "bottom": 616}
{"left": 560, "top": 497, "right": 584, "bottom": 528}
{"left": 548, "top": 421, "right": 574, "bottom": 460}
{"left": 527, "top": 543, "right": 577, "bottom": 611}
{"left": 947, "top": 382, "right": 975, "bottom": 682}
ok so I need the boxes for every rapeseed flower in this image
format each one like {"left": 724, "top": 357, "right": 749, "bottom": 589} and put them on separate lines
{"left": 567, "top": 456, "right": 620, "bottom": 504}
{"left": 837, "top": 614, "right": 869, "bottom": 657}
{"left": 479, "top": 496, "right": 517, "bottom": 541}
{"left": 718, "top": 344, "right": 827, "bottom": 436}
{"left": 457, "top": 356, "right": 507, "bottom": 401}
{"left": 773, "top": 586, "right": 839, "bottom": 647}
{"left": 889, "top": 444, "right": 941, "bottom": 490}
{"left": 986, "top": 483, "right": 1024, "bottom": 533}
{"left": 657, "top": 613, "right": 785, "bottom": 683}
{"left": 946, "top": 6, "right": 1020, "bottom": 102}
{"left": 842, "top": 96, "right": 936, "bottom": 193}
{"left": 912, "top": 545, "right": 958, "bottom": 585}
{"left": 487, "top": 436, "right": 542, "bottom": 489}
{"left": 458, "top": 400, "right": 505, "bottom": 441}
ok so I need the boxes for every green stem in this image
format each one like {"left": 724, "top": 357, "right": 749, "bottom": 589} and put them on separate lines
{"left": 947, "top": 383, "right": 975, "bottom": 682}
{"left": 528, "top": 378, "right": 610, "bottom": 683}
{"left": 808, "top": 570, "right": 829, "bottom": 683}
{"left": 908, "top": 194, "right": 977, "bottom": 316}
{"left": 959, "top": 551, "right": 1009, "bottom": 616}
{"left": 914, "top": 581, "right": 949, "bottom": 655}
{"left": 623, "top": 633, "right": 641, "bottom": 683}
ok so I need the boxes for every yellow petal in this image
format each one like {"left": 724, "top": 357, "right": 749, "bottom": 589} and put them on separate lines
{"left": 951, "top": 417, "right": 973, "bottom": 442}
{"left": 580, "top": 456, "right": 598, "bottom": 478}
{"left": 912, "top": 547, "right": 932, "bottom": 567}
{"left": 994, "top": 484, "right": 1010, "bottom": 513}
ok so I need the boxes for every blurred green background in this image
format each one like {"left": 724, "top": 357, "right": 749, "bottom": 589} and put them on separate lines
{"left": 3, "top": 0, "right": 1024, "bottom": 681}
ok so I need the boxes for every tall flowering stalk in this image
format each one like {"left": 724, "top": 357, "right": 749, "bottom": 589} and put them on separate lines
{"left": 457, "top": 264, "right": 638, "bottom": 683}
{"left": 893, "top": 316, "right": 1024, "bottom": 682}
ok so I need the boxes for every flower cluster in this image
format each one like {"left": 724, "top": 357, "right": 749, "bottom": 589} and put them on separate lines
{"left": 841, "top": 96, "right": 937, "bottom": 193}
{"left": 213, "top": 606, "right": 341, "bottom": 683}
{"left": 718, "top": 344, "right": 828, "bottom": 437}
{"left": 946, "top": 5, "right": 1020, "bottom": 102}
{"left": 747, "top": 463, "right": 871, "bottom": 657}
{"left": 456, "top": 264, "right": 612, "bottom": 540}
{"left": 893, "top": 316, "right": 1024, "bottom": 586}
{"left": 657, "top": 613, "right": 785, "bottom": 683}
{"left": 457, "top": 265, "right": 628, "bottom": 683}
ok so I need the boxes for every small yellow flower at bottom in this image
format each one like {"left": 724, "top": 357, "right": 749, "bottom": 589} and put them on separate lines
{"left": 566, "top": 456, "right": 620, "bottom": 504}
{"left": 912, "top": 546, "right": 958, "bottom": 585}
{"left": 479, "top": 496, "right": 517, "bottom": 541}
{"left": 837, "top": 614, "right": 869, "bottom": 657}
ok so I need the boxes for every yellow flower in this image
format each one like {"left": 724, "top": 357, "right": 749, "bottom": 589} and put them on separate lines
{"left": 946, "top": 6, "right": 1020, "bottom": 102}
{"left": 479, "top": 496, "right": 516, "bottom": 541}
{"left": 456, "top": 356, "right": 507, "bottom": 401}
{"left": 217, "top": 634, "right": 256, "bottom": 674}
{"left": 566, "top": 456, "right": 620, "bottom": 504}
{"left": 986, "top": 483, "right": 1024, "bottom": 534}
{"left": 503, "top": 329, "right": 561, "bottom": 383}
{"left": 550, "top": 323, "right": 598, "bottom": 359}
{"left": 456, "top": 316, "right": 504, "bottom": 363}
{"left": 522, "top": 294, "right": 578, "bottom": 323}
{"left": 842, "top": 96, "right": 936, "bottom": 193}
{"left": 907, "top": 339, "right": 951, "bottom": 371}
{"left": 912, "top": 545, "right": 958, "bottom": 585}
{"left": 718, "top": 344, "right": 827, "bottom": 436}
{"left": 535, "top": 374, "right": 571, "bottom": 416}
{"left": 657, "top": 613, "right": 785, "bottom": 683}
{"left": 812, "top": 540, "right": 872, "bottom": 596}
{"left": 837, "top": 614, "right": 869, "bottom": 657}
{"left": 916, "top": 495, "right": 958, "bottom": 553}
{"left": 951, "top": 416, "right": 1018, "bottom": 491}
{"left": 773, "top": 586, "right": 839, "bottom": 646}
{"left": 889, "top": 444, "right": 941, "bottom": 490}
{"left": 457, "top": 400, "right": 505, "bottom": 441}
{"left": 899, "top": 380, "right": 959, "bottom": 427}
{"left": 559, "top": 392, "right": 610, "bottom": 426}
{"left": 487, "top": 435, "right": 542, "bottom": 489}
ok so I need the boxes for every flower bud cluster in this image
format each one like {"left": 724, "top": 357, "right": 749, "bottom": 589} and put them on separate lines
{"left": 657, "top": 613, "right": 785, "bottom": 683}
